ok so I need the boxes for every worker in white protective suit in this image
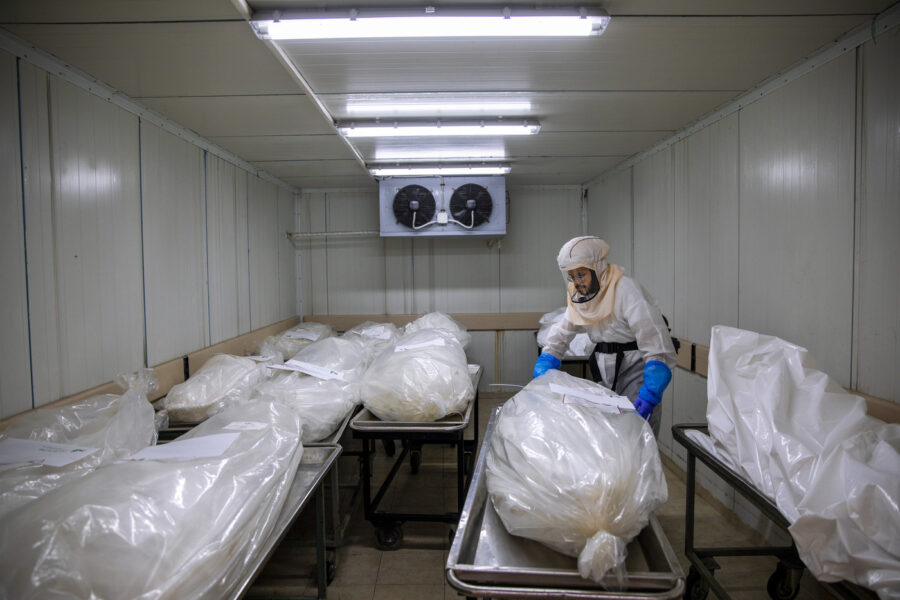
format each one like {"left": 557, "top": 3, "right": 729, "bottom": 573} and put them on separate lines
{"left": 534, "top": 236, "right": 677, "bottom": 436}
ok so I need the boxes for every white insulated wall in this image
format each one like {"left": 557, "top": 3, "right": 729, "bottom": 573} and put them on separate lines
{"left": 0, "top": 53, "right": 298, "bottom": 418}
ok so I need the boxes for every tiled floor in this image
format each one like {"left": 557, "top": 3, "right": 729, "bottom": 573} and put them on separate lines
{"left": 249, "top": 395, "right": 832, "bottom": 599}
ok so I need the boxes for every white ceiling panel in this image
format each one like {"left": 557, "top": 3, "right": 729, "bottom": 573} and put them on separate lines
{"left": 137, "top": 94, "right": 333, "bottom": 137}
{"left": 281, "top": 175, "right": 377, "bottom": 189}
{"left": 278, "top": 16, "right": 869, "bottom": 94}
{"left": 208, "top": 134, "right": 353, "bottom": 161}
{"left": 0, "top": 0, "right": 242, "bottom": 22}
{"left": 5, "top": 22, "right": 299, "bottom": 97}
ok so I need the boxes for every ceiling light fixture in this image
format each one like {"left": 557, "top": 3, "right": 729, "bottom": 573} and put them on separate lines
{"left": 337, "top": 119, "right": 540, "bottom": 138}
{"left": 251, "top": 6, "right": 610, "bottom": 40}
{"left": 369, "top": 164, "right": 511, "bottom": 177}
{"left": 346, "top": 101, "right": 532, "bottom": 115}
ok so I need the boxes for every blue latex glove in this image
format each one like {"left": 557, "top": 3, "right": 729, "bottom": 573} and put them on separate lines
{"left": 532, "top": 353, "right": 561, "bottom": 379}
{"left": 635, "top": 360, "right": 672, "bottom": 420}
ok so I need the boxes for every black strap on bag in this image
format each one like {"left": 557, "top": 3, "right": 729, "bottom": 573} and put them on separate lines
{"left": 588, "top": 314, "right": 680, "bottom": 390}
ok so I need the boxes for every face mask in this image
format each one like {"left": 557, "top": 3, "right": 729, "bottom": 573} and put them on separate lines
{"left": 567, "top": 268, "right": 600, "bottom": 303}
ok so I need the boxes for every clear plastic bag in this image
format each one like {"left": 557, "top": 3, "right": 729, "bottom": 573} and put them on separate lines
{"left": 164, "top": 354, "right": 268, "bottom": 423}
{"left": 0, "top": 369, "right": 158, "bottom": 518}
{"left": 404, "top": 311, "right": 471, "bottom": 350}
{"left": 360, "top": 329, "right": 474, "bottom": 422}
{"left": 707, "top": 325, "right": 900, "bottom": 598}
{"left": 0, "top": 400, "right": 303, "bottom": 600}
{"left": 537, "top": 307, "right": 594, "bottom": 356}
{"left": 341, "top": 320, "right": 401, "bottom": 359}
{"left": 259, "top": 321, "right": 334, "bottom": 359}
{"left": 252, "top": 373, "right": 358, "bottom": 442}
{"left": 287, "top": 336, "right": 371, "bottom": 383}
{"left": 485, "top": 370, "right": 667, "bottom": 583}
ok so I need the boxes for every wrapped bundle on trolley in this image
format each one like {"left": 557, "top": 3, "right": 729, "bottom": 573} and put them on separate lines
{"left": 0, "top": 400, "right": 304, "bottom": 600}
{"left": 341, "top": 320, "right": 401, "bottom": 359}
{"left": 164, "top": 354, "right": 270, "bottom": 423}
{"left": 485, "top": 369, "right": 667, "bottom": 582}
{"left": 253, "top": 336, "right": 371, "bottom": 443}
{"left": 0, "top": 369, "right": 158, "bottom": 518}
{"left": 360, "top": 328, "right": 474, "bottom": 422}
{"left": 404, "top": 311, "right": 471, "bottom": 350}
{"left": 258, "top": 321, "right": 333, "bottom": 361}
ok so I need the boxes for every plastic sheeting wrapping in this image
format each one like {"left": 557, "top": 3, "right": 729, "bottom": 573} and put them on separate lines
{"left": 164, "top": 354, "right": 269, "bottom": 423}
{"left": 707, "top": 325, "right": 900, "bottom": 599}
{"left": 537, "top": 307, "right": 594, "bottom": 357}
{"left": 485, "top": 370, "right": 667, "bottom": 583}
{"left": 259, "top": 321, "right": 333, "bottom": 360}
{"left": 404, "top": 311, "right": 472, "bottom": 350}
{"left": 341, "top": 320, "right": 401, "bottom": 359}
{"left": 0, "top": 370, "right": 158, "bottom": 519}
{"left": 286, "top": 336, "right": 371, "bottom": 383}
{"left": 360, "top": 328, "right": 474, "bottom": 422}
{"left": 253, "top": 374, "right": 358, "bottom": 443}
{"left": 0, "top": 400, "right": 304, "bottom": 600}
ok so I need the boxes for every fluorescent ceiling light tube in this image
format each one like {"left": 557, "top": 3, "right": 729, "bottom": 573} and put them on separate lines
{"left": 254, "top": 8, "right": 610, "bottom": 40}
{"left": 369, "top": 165, "right": 511, "bottom": 177}
{"left": 338, "top": 120, "right": 540, "bottom": 137}
{"left": 374, "top": 148, "right": 507, "bottom": 161}
{"left": 347, "top": 101, "right": 532, "bottom": 115}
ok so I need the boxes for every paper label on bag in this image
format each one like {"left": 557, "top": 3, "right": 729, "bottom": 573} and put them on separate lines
{"left": 284, "top": 329, "right": 318, "bottom": 341}
{"left": 394, "top": 338, "right": 446, "bottom": 352}
{"left": 360, "top": 325, "right": 391, "bottom": 340}
{"left": 0, "top": 438, "right": 100, "bottom": 467}
{"left": 223, "top": 421, "right": 268, "bottom": 431}
{"left": 549, "top": 383, "right": 635, "bottom": 413}
{"left": 126, "top": 433, "right": 239, "bottom": 461}
{"left": 244, "top": 355, "right": 275, "bottom": 362}
{"left": 269, "top": 359, "right": 346, "bottom": 381}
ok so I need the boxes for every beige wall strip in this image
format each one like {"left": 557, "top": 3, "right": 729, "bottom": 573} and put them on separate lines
{"left": 305, "top": 312, "right": 545, "bottom": 332}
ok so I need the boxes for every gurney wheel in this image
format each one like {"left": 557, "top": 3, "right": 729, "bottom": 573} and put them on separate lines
{"left": 375, "top": 523, "right": 403, "bottom": 550}
{"left": 326, "top": 559, "right": 336, "bottom": 585}
{"left": 767, "top": 562, "right": 801, "bottom": 600}
{"left": 684, "top": 566, "right": 709, "bottom": 600}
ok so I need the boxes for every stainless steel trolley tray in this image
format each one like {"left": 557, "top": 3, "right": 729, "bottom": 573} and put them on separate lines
{"left": 227, "top": 444, "right": 342, "bottom": 599}
{"left": 447, "top": 407, "right": 684, "bottom": 599}
{"left": 350, "top": 364, "right": 482, "bottom": 433}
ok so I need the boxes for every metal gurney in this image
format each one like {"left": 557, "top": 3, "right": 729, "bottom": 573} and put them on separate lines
{"left": 446, "top": 406, "right": 685, "bottom": 599}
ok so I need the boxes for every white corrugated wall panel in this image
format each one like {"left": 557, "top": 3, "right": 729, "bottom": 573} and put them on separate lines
{"left": 673, "top": 114, "right": 740, "bottom": 345}
{"left": 235, "top": 169, "right": 251, "bottom": 335}
{"left": 501, "top": 330, "right": 539, "bottom": 387}
{"left": 296, "top": 192, "right": 315, "bottom": 317}
{"left": 18, "top": 63, "right": 59, "bottom": 404}
{"left": 739, "top": 52, "right": 856, "bottom": 385}
{"left": 633, "top": 149, "right": 675, "bottom": 320}
{"left": 411, "top": 237, "right": 435, "bottom": 314}
{"left": 324, "top": 188, "right": 386, "bottom": 315}
{"left": 278, "top": 188, "right": 297, "bottom": 320}
{"left": 205, "top": 153, "right": 248, "bottom": 344}
{"left": 586, "top": 169, "right": 633, "bottom": 274}
{"left": 855, "top": 30, "right": 900, "bottom": 401}
{"left": 248, "top": 175, "right": 279, "bottom": 327}
{"left": 303, "top": 191, "right": 329, "bottom": 316}
{"left": 499, "top": 186, "right": 582, "bottom": 312}
{"left": 466, "top": 330, "right": 496, "bottom": 391}
{"left": 0, "top": 52, "right": 32, "bottom": 417}
{"left": 433, "top": 238, "right": 500, "bottom": 313}
{"left": 24, "top": 76, "right": 143, "bottom": 401}
{"left": 141, "top": 121, "right": 208, "bottom": 365}
{"left": 385, "top": 237, "right": 414, "bottom": 314}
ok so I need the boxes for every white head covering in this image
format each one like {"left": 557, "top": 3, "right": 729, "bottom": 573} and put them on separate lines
{"left": 557, "top": 236, "right": 623, "bottom": 325}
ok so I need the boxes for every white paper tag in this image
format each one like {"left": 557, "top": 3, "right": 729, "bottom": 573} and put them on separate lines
{"left": 548, "top": 383, "right": 635, "bottom": 413}
{"left": 244, "top": 355, "right": 276, "bottom": 362}
{"left": 360, "top": 325, "right": 392, "bottom": 340}
{"left": 283, "top": 329, "right": 318, "bottom": 341}
{"left": 395, "top": 338, "right": 447, "bottom": 352}
{"left": 223, "top": 421, "right": 268, "bottom": 431}
{"left": 0, "top": 438, "right": 100, "bottom": 468}
{"left": 126, "top": 433, "right": 240, "bottom": 461}
{"left": 269, "top": 359, "right": 347, "bottom": 382}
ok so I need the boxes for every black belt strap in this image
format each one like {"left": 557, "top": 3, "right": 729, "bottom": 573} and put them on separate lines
{"left": 588, "top": 340, "right": 638, "bottom": 390}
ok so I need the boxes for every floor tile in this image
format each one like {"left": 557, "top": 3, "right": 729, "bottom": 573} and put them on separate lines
{"left": 372, "top": 584, "right": 444, "bottom": 600}
{"left": 377, "top": 548, "right": 445, "bottom": 585}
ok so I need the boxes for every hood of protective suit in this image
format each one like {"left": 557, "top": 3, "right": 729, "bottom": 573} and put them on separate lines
{"left": 557, "top": 236, "right": 623, "bottom": 325}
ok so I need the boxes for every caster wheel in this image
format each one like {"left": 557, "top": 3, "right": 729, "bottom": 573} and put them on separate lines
{"left": 410, "top": 449, "right": 421, "bottom": 474}
{"left": 382, "top": 439, "right": 396, "bottom": 457}
{"left": 375, "top": 524, "right": 403, "bottom": 551}
{"left": 326, "top": 559, "right": 336, "bottom": 585}
{"left": 684, "top": 566, "right": 709, "bottom": 600}
{"left": 767, "top": 562, "right": 801, "bottom": 600}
